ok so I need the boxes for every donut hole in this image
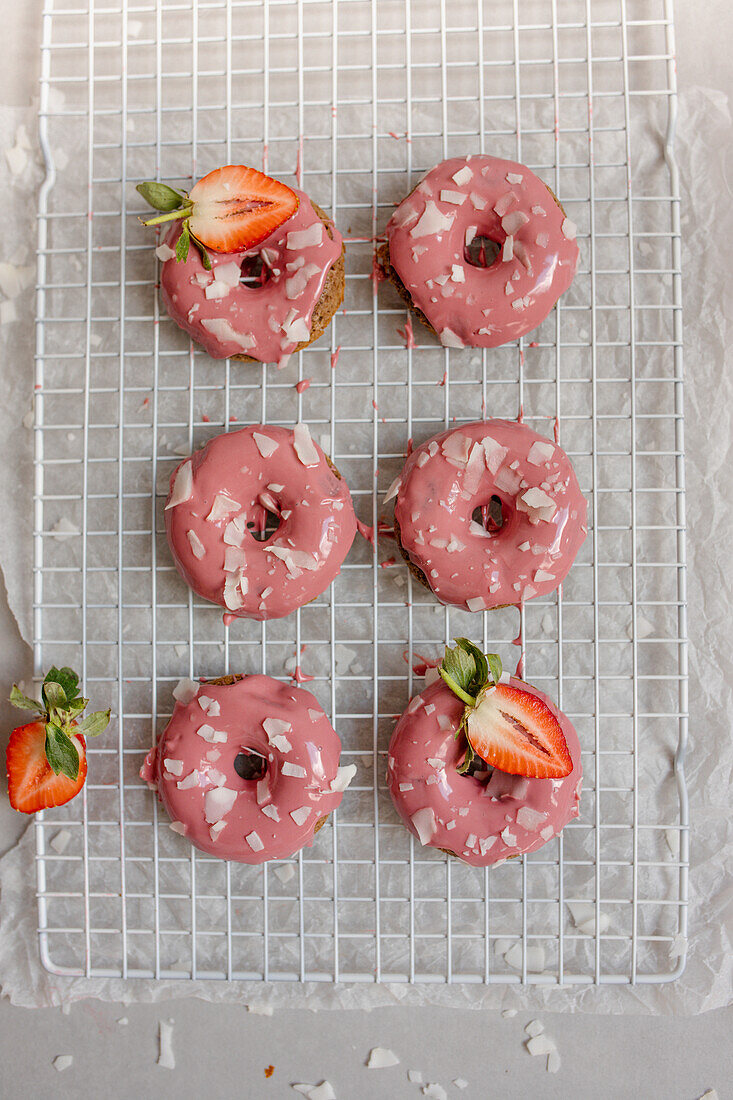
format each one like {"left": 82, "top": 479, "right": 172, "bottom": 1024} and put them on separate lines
{"left": 239, "top": 253, "right": 270, "bottom": 289}
{"left": 464, "top": 234, "right": 502, "bottom": 269}
{"left": 233, "top": 750, "right": 267, "bottom": 782}
{"left": 247, "top": 506, "right": 281, "bottom": 543}
{"left": 472, "top": 495, "right": 505, "bottom": 533}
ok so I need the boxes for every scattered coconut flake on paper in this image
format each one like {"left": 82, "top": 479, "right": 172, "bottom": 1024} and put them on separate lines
{"left": 50, "top": 829, "right": 72, "bottom": 854}
{"left": 422, "top": 1085, "right": 448, "bottom": 1100}
{"left": 157, "top": 1019, "right": 175, "bottom": 1069}
{"left": 53, "top": 1055, "right": 73, "bottom": 1072}
{"left": 292, "top": 1083, "right": 336, "bottom": 1100}
{"left": 247, "top": 1003, "right": 274, "bottom": 1016}
{"left": 50, "top": 517, "right": 79, "bottom": 540}
{"left": 367, "top": 1047, "right": 400, "bottom": 1068}
{"left": 407, "top": 1069, "right": 423, "bottom": 1083}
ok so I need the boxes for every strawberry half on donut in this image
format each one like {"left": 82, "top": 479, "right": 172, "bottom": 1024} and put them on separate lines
{"left": 137, "top": 165, "right": 299, "bottom": 267}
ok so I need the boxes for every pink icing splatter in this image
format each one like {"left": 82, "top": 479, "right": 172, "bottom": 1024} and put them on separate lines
{"left": 295, "top": 378, "right": 311, "bottom": 393}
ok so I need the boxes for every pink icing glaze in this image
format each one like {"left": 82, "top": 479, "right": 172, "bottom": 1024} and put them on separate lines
{"left": 165, "top": 424, "right": 356, "bottom": 621}
{"left": 387, "top": 676, "right": 582, "bottom": 867}
{"left": 141, "top": 675, "right": 353, "bottom": 863}
{"left": 159, "top": 188, "right": 343, "bottom": 365}
{"left": 392, "top": 419, "right": 587, "bottom": 611}
{"left": 384, "top": 155, "right": 579, "bottom": 348}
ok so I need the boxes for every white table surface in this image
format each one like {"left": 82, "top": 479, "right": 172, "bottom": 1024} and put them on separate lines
{"left": 0, "top": 2, "right": 730, "bottom": 1097}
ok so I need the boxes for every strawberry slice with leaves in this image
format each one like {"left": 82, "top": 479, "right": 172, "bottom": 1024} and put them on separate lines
{"left": 6, "top": 667, "right": 110, "bottom": 814}
{"left": 439, "top": 639, "right": 572, "bottom": 779}
{"left": 137, "top": 165, "right": 299, "bottom": 268}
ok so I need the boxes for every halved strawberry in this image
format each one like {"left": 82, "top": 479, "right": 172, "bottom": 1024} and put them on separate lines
{"left": 466, "top": 683, "right": 572, "bottom": 779}
{"left": 7, "top": 721, "right": 87, "bottom": 813}
{"left": 188, "top": 165, "right": 299, "bottom": 253}
{"left": 6, "top": 667, "right": 110, "bottom": 814}
{"left": 137, "top": 166, "right": 299, "bottom": 264}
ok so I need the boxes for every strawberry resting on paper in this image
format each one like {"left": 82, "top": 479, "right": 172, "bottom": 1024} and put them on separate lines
{"left": 6, "top": 667, "right": 110, "bottom": 814}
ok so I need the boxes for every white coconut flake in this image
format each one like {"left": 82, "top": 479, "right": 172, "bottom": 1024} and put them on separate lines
{"left": 439, "top": 327, "right": 464, "bottom": 348}
{"left": 209, "top": 820, "right": 227, "bottom": 841}
{"left": 282, "top": 762, "right": 307, "bottom": 778}
{"left": 246, "top": 830, "right": 265, "bottom": 852}
{"left": 169, "top": 821, "right": 187, "bottom": 836}
{"left": 527, "top": 439, "right": 555, "bottom": 465}
{"left": 470, "top": 192, "right": 487, "bottom": 210}
{"left": 367, "top": 1047, "right": 400, "bottom": 1069}
{"left": 466, "top": 596, "right": 487, "bottom": 613}
{"left": 505, "top": 942, "right": 545, "bottom": 973}
{"left": 166, "top": 461, "right": 193, "bottom": 509}
{"left": 411, "top": 807, "right": 436, "bottom": 846}
{"left": 223, "top": 575, "right": 245, "bottom": 611}
{"left": 281, "top": 308, "right": 310, "bottom": 344}
{"left": 502, "top": 235, "right": 514, "bottom": 261}
{"left": 410, "top": 200, "right": 455, "bottom": 238}
{"left": 525, "top": 1019, "right": 545, "bottom": 1038}
{"left": 439, "top": 189, "right": 466, "bottom": 205}
{"left": 501, "top": 210, "right": 530, "bottom": 236}
{"left": 330, "top": 764, "right": 357, "bottom": 792}
{"left": 50, "top": 828, "right": 73, "bottom": 854}
{"left": 408, "top": 1070, "right": 423, "bottom": 1084}
{"left": 516, "top": 806, "right": 547, "bottom": 830}
{"left": 526, "top": 1034, "right": 556, "bottom": 1057}
{"left": 547, "top": 1050, "right": 562, "bottom": 1074}
{"left": 201, "top": 317, "right": 255, "bottom": 351}
{"left": 197, "top": 695, "right": 221, "bottom": 717}
{"left": 450, "top": 263, "right": 465, "bottom": 283}
{"left": 506, "top": 171, "right": 523, "bottom": 184}
{"left": 290, "top": 806, "right": 312, "bottom": 827}
{"left": 561, "top": 217, "right": 577, "bottom": 240}
{"left": 155, "top": 243, "right": 177, "bottom": 262}
{"left": 53, "top": 1055, "right": 73, "bottom": 1073}
{"left": 196, "top": 723, "right": 228, "bottom": 744}
{"left": 453, "top": 1078, "right": 469, "bottom": 1090}
{"left": 451, "top": 165, "right": 473, "bottom": 186}
{"left": 274, "top": 863, "right": 295, "bottom": 884}
{"left": 293, "top": 422, "right": 320, "bottom": 466}
{"left": 158, "top": 1019, "right": 175, "bottom": 1069}
{"left": 182, "top": 530, "right": 206, "bottom": 562}
{"left": 206, "top": 493, "right": 241, "bottom": 523}
{"left": 204, "top": 786, "right": 237, "bottom": 824}
{"left": 292, "top": 1084, "right": 336, "bottom": 1100}
{"left": 177, "top": 770, "right": 200, "bottom": 791}
{"left": 261, "top": 804, "right": 280, "bottom": 822}
{"left": 286, "top": 222, "right": 324, "bottom": 250}
{"left": 253, "top": 432, "right": 279, "bottom": 459}
{"left": 163, "top": 758, "right": 184, "bottom": 777}
{"left": 532, "top": 204, "right": 546, "bottom": 216}
{"left": 399, "top": 782, "right": 414, "bottom": 792}
{"left": 173, "top": 677, "right": 198, "bottom": 704}
{"left": 384, "top": 474, "right": 402, "bottom": 503}
{"left": 423, "top": 1085, "right": 448, "bottom": 1100}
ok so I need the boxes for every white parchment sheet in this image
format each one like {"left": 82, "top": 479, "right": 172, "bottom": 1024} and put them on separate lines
{"left": 0, "top": 82, "right": 730, "bottom": 1013}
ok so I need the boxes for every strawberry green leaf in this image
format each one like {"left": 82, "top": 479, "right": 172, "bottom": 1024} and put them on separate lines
{"left": 42, "top": 680, "right": 67, "bottom": 711}
{"left": 65, "top": 696, "right": 89, "bottom": 717}
{"left": 44, "top": 665, "right": 80, "bottom": 701}
{"left": 190, "top": 231, "right": 212, "bottom": 271}
{"left": 175, "top": 221, "right": 191, "bottom": 263}
{"left": 76, "top": 709, "right": 111, "bottom": 738}
{"left": 45, "top": 723, "right": 80, "bottom": 780}
{"left": 9, "top": 684, "right": 43, "bottom": 713}
{"left": 456, "top": 739, "right": 476, "bottom": 776}
{"left": 486, "top": 653, "right": 503, "bottom": 687}
{"left": 136, "top": 181, "right": 187, "bottom": 212}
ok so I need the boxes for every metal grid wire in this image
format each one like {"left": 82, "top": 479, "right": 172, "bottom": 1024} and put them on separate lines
{"left": 32, "top": 0, "right": 688, "bottom": 985}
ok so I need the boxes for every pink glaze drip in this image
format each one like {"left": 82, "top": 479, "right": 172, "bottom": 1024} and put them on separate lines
{"left": 397, "top": 314, "right": 416, "bottom": 349}
{"left": 330, "top": 345, "right": 341, "bottom": 370}
{"left": 384, "top": 155, "right": 579, "bottom": 349}
{"left": 295, "top": 378, "right": 311, "bottom": 393}
{"left": 165, "top": 424, "right": 357, "bottom": 621}
{"left": 392, "top": 419, "right": 587, "bottom": 612}
{"left": 387, "top": 677, "right": 582, "bottom": 867}
{"left": 356, "top": 518, "right": 376, "bottom": 547}
{"left": 159, "top": 189, "right": 342, "bottom": 365}
{"left": 141, "top": 675, "right": 348, "bottom": 863}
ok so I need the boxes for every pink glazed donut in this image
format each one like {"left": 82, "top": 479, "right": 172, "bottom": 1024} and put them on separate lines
{"left": 379, "top": 155, "right": 579, "bottom": 348}
{"left": 165, "top": 423, "right": 357, "bottom": 621}
{"left": 389, "top": 419, "right": 587, "bottom": 611}
{"left": 387, "top": 676, "right": 582, "bottom": 867}
{"left": 158, "top": 189, "right": 344, "bottom": 367}
{"left": 141, "top": 674, "right": 356, "bottom": 863}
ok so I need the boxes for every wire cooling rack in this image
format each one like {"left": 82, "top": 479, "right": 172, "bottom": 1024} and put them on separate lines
{"left": 32, "top": 0, "right": 688, "bottom": 986}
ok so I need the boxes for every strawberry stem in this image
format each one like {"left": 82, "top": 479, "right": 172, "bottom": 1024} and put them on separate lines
{"left": 438, "top": 668, "right": 476, "bottom": 707}
{"left": 140, "top": 207, "right": 192, "bottom": 227}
